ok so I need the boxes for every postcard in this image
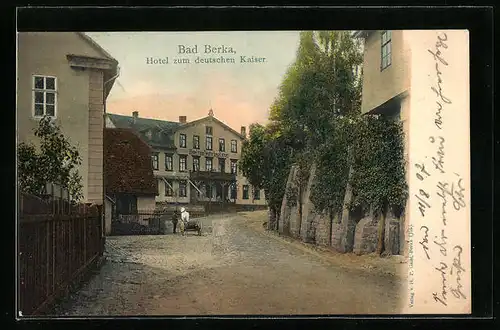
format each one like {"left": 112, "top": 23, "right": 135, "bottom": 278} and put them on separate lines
{"left": 16, "top": 30, "right": 470, "bottom": 317}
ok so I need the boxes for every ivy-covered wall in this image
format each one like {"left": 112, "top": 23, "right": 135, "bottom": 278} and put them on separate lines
{"left": 278, "top": 113, "right": 408, "bottom": 256}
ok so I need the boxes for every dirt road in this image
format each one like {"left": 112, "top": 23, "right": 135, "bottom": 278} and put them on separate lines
{"left": 53, "top": 212, "right": 406, "bottom": 315}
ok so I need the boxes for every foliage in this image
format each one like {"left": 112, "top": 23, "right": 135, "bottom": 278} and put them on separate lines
{"left": 294, "top": 150, "right": 311, "bottom": 189}
{"left": 239, "top": 123, "right": 292, "bottom": 213}
{"left": 310, "top": 129, "right": 350, "bottom": 216}
{"left": 67, "top": 170, "right": 84, "bottom": 202}
{"left": 239, "top": 123, "right": 268, "bottom": 190}
{"left": 271, "top": 31, "right": 363, "bottom": 150}
{"left": 349, "top": 115, "right": 408, "bottom": 216}
{"left": 242, "top": 29, "right": 408, "bottom": 247}
{"left": 17, "top": 116, "right": 83, "bottom": 202}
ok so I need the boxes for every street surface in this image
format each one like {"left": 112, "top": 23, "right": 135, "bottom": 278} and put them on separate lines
{"left": 53, "top": 212, "right": 406, "bottom": 315}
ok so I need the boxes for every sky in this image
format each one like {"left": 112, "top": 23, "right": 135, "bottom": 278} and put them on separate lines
{"left": 87, "top": 31, "right": 301, "bottom": 130}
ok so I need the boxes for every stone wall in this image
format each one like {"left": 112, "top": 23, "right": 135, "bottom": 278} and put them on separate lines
{"left": 279, "top": 165, "right": 296, "bottom": 236}
{"left": 331, "top": 222, "right": 343, "bottom": 251}
{"left": 314, "top": 213, "right": 330, "bottom": 246}
{"left": 384, "top": 212, "right": 400, "bottom": 255}
{"left": 299, "top": 164, "right": 317, "bottom": 243}
{"left": 399, "top": 210, "right": 407, "bottom": 256}
{"left": 353, "top": 216, "right": 379, "bottom": 255}
{"left": 276, "top": 162, "right": 403, "bottom": 256}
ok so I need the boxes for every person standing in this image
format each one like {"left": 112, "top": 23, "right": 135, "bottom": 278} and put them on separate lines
{"left": 172, "top": 210, "right": 179, "bottom": 234}
{"left": 180, "top": 207, "right": 189, "bottom": 236}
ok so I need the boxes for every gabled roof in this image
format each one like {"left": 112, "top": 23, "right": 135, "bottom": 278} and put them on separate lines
{"left": 76, "top": 32, "right": 117, "bottom": 62}
{"left": 76, "top": 32, "right": 119, "bottom": 98}
{"left": 108, "top": 113, "right": 180, "bottom": 131}
{"left": 104, "top": 128, "right": 157, "bottom": 195}
{"left": 175, "top": 115, "right": 245, "bottom": 140}
{"left": 107, "top": 112, "right": 245, "bottom": 150}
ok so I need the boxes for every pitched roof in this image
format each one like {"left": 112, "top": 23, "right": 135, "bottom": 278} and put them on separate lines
{"left": 107, "top": 113, "right": 180, "bottom": 149}
{"left": 107, "top": 112, "right": 246, "bottom": 151}
{"left": 175, "top": 115, "right": 245, "bottom": 140}
{"left": 76, "top": 32, "right": 119, "bottom": 98}
{"left": 104, "top": 128, "right": 157, "bottom": 195}
{"left": 76, "top": 32, "right": 117, "bottom": 62}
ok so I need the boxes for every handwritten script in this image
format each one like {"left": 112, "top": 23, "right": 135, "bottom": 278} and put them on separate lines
{"left": 411, "top": 31, "right": 469, "bottom": 310}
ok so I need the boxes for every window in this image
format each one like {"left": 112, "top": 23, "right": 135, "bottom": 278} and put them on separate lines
{"left": 192, "top": 156, "right": 200, "bottom": 172}
{"left": 206, "top": 136, "right": 213, "bottom": 150}
{"left": 381, "top": 30, "right": 392, "bottom": 70}
{"left": 179, "top": 155, "right": 187, "bottom": 172}
{"left": 230, "top": 183, "right": 237, "bottom": 199}
{"left": 165, "top": 180, "right": 174, "bottom": 196}
{"left": 253, "top": 187, "right": 261, "bottom": 200}
{"left": 205, "top": 157, "right": 213, "bottom": 171}
{"left": 193, "top": 135, "right": 200, "bottom": 149}
{"left": 218, "top": 158, "right": 225, "bottom": 173}
{"left": 219, "top": 138, "right": 225, "bottom": 152}
{"left": 165, "top": 154, "right": 173, "bottom": 171}
{"left": 231, "top": 140, "right": 238, "bottom": 153}
{"left": 179, "top": 180, "right": 187, "bottom": 197}
{"left": 205, "top": 183, "right": 213, "bottom": 199}
{"left": 33, "top": 75, "right": 57, "bottom": 117}
{"left": 152, "top": 152, "right": 159, "bottom": 170}
{"left": 206, "top": 126, "right": 213, "bottom": 135}
{"left": 179, "top": 134, "right": 187, "bottom": 148}
{"left": 230, "top": 159, "right": 238, "bottom": 174}
{"left": 243, "top": 185, "right": 249, "bottom": 200}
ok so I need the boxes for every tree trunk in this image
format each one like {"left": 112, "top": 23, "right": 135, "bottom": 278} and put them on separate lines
{"left": 376, "top": 204, "right": 387, "bottom": 255}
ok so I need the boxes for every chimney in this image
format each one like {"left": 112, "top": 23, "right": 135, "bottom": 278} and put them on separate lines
{"left": 241, "top": 126, "right": 246, "bottom": 137}
{"left": 179, "top": 116, "right": 187, "bottom": 124}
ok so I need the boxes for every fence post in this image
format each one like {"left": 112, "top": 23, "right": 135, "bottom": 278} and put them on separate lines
{"left": 46, "top": 219, "right": 50, "bottom": 302}
{"left": 100, "top": 205, "right": 104, "bottom": 255}
{"left": 52, "top": 218, "right": 56, "bottom": 301}
{"left": 83, "top": 212, "right": 87, "bottom": 264}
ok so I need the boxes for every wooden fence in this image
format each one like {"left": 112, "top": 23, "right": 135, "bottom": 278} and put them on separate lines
{"left": 18, "top": 193, "right": 104, "bottom": 316}
{"left": 111, "top": 209, "right": 207, "bottom": 236}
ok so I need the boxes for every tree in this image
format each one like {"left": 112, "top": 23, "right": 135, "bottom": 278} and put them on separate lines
{"left": 239, "top": 123, "right": 292, "bottom": 220}
{"left": 271, "top": 31, "right": 363, "bottom": 150}
{"left": 242, "top": 31, "right": 408, "bottom": 256}
{"left": 18, "top": 116, "right": 83, "bottom": 202}
{"left": 243, "top": 30, "right": 364, "bottom": 230}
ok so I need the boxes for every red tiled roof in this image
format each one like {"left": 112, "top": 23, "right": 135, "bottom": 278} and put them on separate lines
{"left": 104, "top": 128, "right": 157, "bottom": 195}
